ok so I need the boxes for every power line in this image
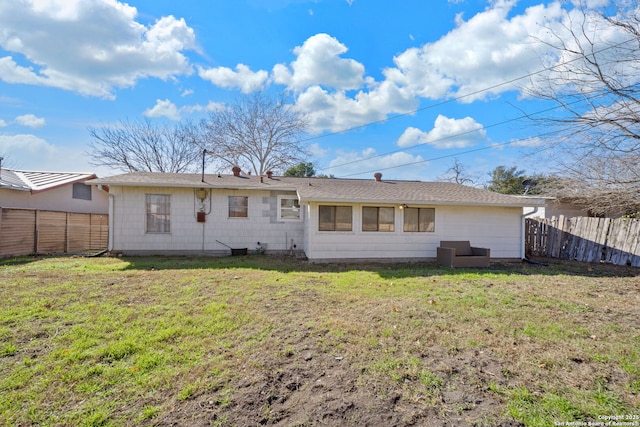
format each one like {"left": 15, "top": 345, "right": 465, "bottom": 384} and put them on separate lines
{"left": 301, "top": 37, "right": 636, "bottom": 145}
{"left": 336, "top": 126, "right": 571, "bottom": 178}
{"left": 326, "top": 92, "right": 608, "bottom": 177}
{"left": 301, "top": 37, "right": 636, "bottom": 175}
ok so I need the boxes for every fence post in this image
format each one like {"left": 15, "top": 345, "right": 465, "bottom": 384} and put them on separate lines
{"left": 65, "top": 212, "right": 70, "bottom": 253}
{"left": 34, "top": 209, "right": 39, "bottom": 254}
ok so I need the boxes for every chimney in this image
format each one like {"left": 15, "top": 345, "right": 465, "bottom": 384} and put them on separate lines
{"left": 266, "top": 170, "right": 273, "bottom": 179}
{"left": 232, "top": 166, "right": 241, "bottom": 177}
{"left": 374, "top": 172, "right": 382, "bottom": 182}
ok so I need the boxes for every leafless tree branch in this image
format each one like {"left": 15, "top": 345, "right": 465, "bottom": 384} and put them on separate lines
{"left": 201, "top": 93, "right": 308, "bottom": 175}
{"left": 525, "top": 1, "right": 640, "bottom": 214}
{"left": 87, "top": 118, "right": 205, "bottom": 173}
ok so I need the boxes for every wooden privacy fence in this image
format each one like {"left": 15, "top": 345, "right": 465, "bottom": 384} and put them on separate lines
{"left": 525, "top": 216, "right": 640, "bottom": 267}
{"left": 0, "top": 207, "right": 108, "bottom": 258}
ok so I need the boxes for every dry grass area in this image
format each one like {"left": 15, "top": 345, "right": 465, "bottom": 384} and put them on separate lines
{"left": 0, "top": 255, "right": 638, "bottom": 426}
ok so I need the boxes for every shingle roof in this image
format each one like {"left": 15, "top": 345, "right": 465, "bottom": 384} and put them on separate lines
{"left": 88, "top": 172, "right": 543, "bottom": 207}
{"left": 0, "top": 169, "right": 98, "bottom": 193}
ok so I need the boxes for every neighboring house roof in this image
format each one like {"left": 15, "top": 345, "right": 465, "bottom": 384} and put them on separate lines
{"left": 89, "top": 172, "right": 544, "bottom": 208}
{"left": 0, "top": 169, "right": 98, "bottom": 194}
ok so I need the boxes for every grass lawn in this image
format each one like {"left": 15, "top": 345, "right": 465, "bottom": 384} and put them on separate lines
{"left": 0, "top": 255, "right": 638, "bottom": 426}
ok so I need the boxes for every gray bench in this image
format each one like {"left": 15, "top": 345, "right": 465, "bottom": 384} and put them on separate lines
{"left": 437, "top": 241, "right": 490, "bottom": 268}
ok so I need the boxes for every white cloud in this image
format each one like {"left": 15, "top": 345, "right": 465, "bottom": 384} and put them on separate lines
{"left": 182, "top": 100, "right": 226, "bottom": 114}
{"left": 0, "top": 133, "right": 114, "bottom": 173}
{"left": 0, "top": 0, "right": 197, "bottom": 98}
{"left": 307, "top": 143, "right": 328, "bottom": 158}
{"left": 510, "top": 136, "right": 545, "bottom": 147}
{"left": 0, "top": 119, "right": 7, "bottom": 127}
{"left": 273, "top": 33, "right": 367, "bottom": 91}
{"left": 198, "top": 64, "right": 268, "bottom": 94}
{"left": 144, "top": 99, "right": 181, "bottom": 120}
{"left": 383, "top": 1, "right": 566, "bottom": 102}
{"left": 0, "top": 133, "right": 56, "bottom": 162}
{"left": 143, "top": 99, "right": 226, "bottom": 120}
{"left": 295, "top": 82, "right": 418, "bottom": 133}
{"left": 15, "top": 114, "right": 45, "bottom": 128}
{"left": 322, "top": 148, "right": 429, "bottom": 180}
{"left": 396, "top": 115, "right": 487, "bottom": 149}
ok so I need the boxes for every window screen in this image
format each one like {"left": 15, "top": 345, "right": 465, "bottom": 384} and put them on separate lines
{"left": 403, "top": 207, "right": 435, "bottom": 232}
{"left": 362, "top": 206, "right": 394, "bottom": 232}
{"left": 279, "top": 197, "right": 301, "bottom": 220}
{"left": 72, "top": 183, "right": 92, "bottom": 200}
{"left": 229, "top": 196, "right": 248, "bottom": 217}
{"left": 146, "top": 194, "right": 170, "bottom": 233}
{"left": 319, "top": 205, "right": 352, "bottom": 231}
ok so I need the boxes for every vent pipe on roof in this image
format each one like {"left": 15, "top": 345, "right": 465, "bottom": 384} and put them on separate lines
{"left": 266, "top": 171, "right": 273, "bottom": 179}
{"left": 374, "top": 172, "right": 382, "bottom": 182}
{"left": 232, "top": 166, "right": 241, "bottom": 177}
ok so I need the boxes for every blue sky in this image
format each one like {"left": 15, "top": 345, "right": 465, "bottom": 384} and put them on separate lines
{"left": 0, "top": 0, "right": 617, "bottom": 183}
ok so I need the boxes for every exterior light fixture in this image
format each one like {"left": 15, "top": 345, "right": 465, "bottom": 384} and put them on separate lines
{"left": 195, "top": 188, "right": 207, "bottom": 201}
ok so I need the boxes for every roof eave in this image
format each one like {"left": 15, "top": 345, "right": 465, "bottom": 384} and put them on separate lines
{"left": 298, "top": 196, "right": 541, "bottom": 208}
{"left": 87, "top": 180, "right": 298, "bottom": 192}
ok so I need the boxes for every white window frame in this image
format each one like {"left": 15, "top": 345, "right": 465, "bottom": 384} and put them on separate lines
{"left": 277, "top": 195, "right": 302, "bottom": 221}
{"left": 146, "top": 194, "right": 171, "bottom": 234}
{"left": 228, "top": 196, "right": 248, "bottom": 218}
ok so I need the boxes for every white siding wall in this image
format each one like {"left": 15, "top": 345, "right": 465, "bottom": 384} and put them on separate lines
{"left": 303, "top": 202, "right": 523, "bottom": 261}
{"left": 110, "top": 186, "right": 304, "bottom": 254}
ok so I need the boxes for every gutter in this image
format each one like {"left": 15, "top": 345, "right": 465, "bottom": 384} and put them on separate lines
{"left": 107, "top": 191, "right": 115, "bottom": 252}
{"left": 521, "top": 206, "right": 539, "bottom": 262}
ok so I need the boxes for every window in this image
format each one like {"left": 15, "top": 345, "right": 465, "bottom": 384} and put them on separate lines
{"left": 278, "top": 196, "right": 301, "bottom": 220}
{"left": 319, "top": 205, "right": 352, "bottom": 231}
{"left": 146, "top": 194, "right": 170, "bottom": 233}
{"left": 362, "top": 206, "right": 395, "bottom": 232}
{"left": 72, "top": 183, "right": 92, "bottom": 200}
{"left": 403, "top": 207, "right": 435, "bottom": 232}
{"left": 229, "top": 196, "right": 248, "bottom": 218}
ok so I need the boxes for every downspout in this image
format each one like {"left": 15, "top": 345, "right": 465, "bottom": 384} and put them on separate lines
{"left": 107, "top": 190, "right": 115, "bottom": 252}
{"left": 521, "top": 207, "right": 538, "bottom": 259}
{"left": 521, "top": 206, "right": 548, "bottom": 265}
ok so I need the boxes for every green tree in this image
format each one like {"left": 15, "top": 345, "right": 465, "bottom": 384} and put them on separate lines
{"left": 284, "top": 162, "right": 316, "bottom": 177}
{"left": 487, "top": 166, "right": 553, "bottom": 195}
{"left": 487, "top": 166, "right": 527, "bottom": 194}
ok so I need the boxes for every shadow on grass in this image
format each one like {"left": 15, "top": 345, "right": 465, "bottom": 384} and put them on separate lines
{"left": 2, "top": 253, "right": 637, "bottom": 278}
{"left": 113, "top": 254, "right": 640, "bottom": 279}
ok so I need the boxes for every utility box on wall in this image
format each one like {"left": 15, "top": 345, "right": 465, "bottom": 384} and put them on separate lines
{"left": 197, "top": 211, "right": 206, "bottom": 223}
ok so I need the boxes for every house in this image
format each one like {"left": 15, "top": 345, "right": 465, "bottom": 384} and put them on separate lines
{"left": 88, "top": 170, "right": 544, "bottom": 262}
{"left": 0, "top": 168, "right": 109, "bottom": 214}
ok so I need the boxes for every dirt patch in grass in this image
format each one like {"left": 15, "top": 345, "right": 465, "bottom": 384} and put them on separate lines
{"left": 1, "top": 256, "right": 638, "bottom": 426}
{"left": 155, "top": 327, "right": 518, "bottom": 427}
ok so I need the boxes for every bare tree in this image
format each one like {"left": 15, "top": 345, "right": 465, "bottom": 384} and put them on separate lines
{"left": 201, "top": 93, "right": 308, "bottom": 175}
{"left": 525, "top": 1, "right": 640, "bottom": 214}
{"left": 88, "top": 118, "right": 204, "bottom": 173}
{"left": 437, "top": 158, "right": 477, "bottom": 185}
